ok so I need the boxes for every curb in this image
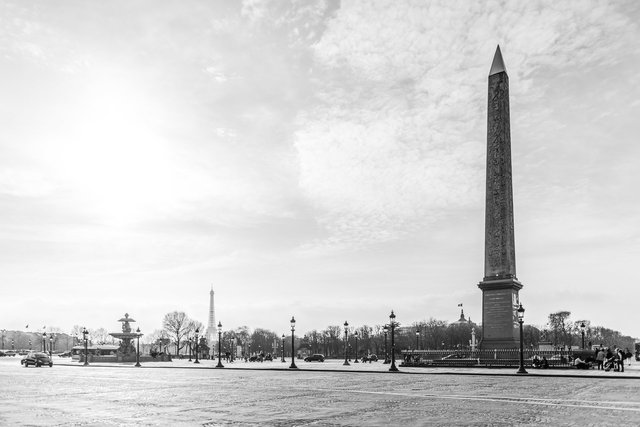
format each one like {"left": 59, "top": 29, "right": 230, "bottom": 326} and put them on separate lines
{"left": 55, "top": 363, "right": 640, "bottom": 379}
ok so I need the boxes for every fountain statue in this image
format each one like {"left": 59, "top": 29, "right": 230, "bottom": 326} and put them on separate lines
{"left": 109, "top": 313, "right": 140, "bottom": 357}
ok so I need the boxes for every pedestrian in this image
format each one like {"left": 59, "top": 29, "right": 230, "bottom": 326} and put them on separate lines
{"left": 541, "top": 356, "right": 549, "bottom": 369}
{"left": 616, "top": 347, "right": 625, "bottom": 372}
{"left": 574, "top": 356, "right": 589, "bottom": 370}
{"left": 596, "top": 348, "right": 605, "bottom": 370}
{"left": 532, "top": 355, "right": 541, "bottom": 368}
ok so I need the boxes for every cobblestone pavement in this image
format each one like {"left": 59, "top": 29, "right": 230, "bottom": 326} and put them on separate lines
{"left": 1, "top": 358, "right": 639, "bottom": 426}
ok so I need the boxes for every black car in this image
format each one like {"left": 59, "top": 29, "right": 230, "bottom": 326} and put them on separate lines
{"left": 362, "top": 354, "right": 378, "bottom": 362}
{"left": 304, "top": 354, "right": 325, "bottom": 362}
{"left": 21, "top": 352, "right": 53, "bottom": 367}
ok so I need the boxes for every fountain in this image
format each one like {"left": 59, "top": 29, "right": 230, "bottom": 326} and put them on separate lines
{"left": 109, "top": 313, "right": 140, "bottom": 359}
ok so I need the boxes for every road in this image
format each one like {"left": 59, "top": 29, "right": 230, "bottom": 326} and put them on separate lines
{"left": 1, "top": 357, "right": 639, "bottom": 426}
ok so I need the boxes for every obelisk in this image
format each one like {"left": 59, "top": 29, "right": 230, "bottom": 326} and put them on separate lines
{"left": 477, "top": 46, "right": 523, "bottom": 349}
{"left": 206, "top": 286, "right": 216, "bottom": 356}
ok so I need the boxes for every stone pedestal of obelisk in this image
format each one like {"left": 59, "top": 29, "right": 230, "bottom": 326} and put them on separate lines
{"left": 478, "top": 46, "right": 523, "bottom": 349}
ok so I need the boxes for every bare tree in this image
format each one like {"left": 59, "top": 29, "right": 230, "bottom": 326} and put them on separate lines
{"left": 547, "top": 311, "right": 571, "bottom": 348}
{"left": 89, "top": 328, "right": 113, "bottom": 345}
{"left": 162, "top": 311, "right": 191, "bottom": 356}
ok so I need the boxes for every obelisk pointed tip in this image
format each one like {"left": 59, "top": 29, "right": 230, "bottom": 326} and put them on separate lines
{"left": 489, "top": 45, "right": 507, "bottom": 76}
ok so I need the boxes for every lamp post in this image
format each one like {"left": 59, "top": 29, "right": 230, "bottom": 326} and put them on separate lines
{"left": 343, "top": 321, "right": 350, "bottom": 366}
{"left": 354, "top": 330, "right": 359, "bottom": 363}
{"left": 188, "top": 336, "right": 192, "bottom": 362}
{"left": 135, "top": 327, "right": 141, "bottom": 367}
{"left": 516, "top": 303, "right": 528, "bottom": 374}
{"left": 12, "top": 339, "right": 15, "bottom": 350}
{"left": 194, "top": 328, "right": 200, "bottom": 364}
{"left": 289, "top": 317, "right": 297, "bottom": 369}
{"left": 1, "top": 329, "right": 5, "bottom": 350}
{"left": 389, "top": 311, "right": 398, "bottom": 372}
{"left": 82, "top": 327, "right": 89, "bottom": 366}
{"left": 580, "top": 322, "right": 586, "bottom": 350}
{"left": 416, "top": 328, "right": 420, "bottom": 351}
{"left": 229, "top": 337, "right": 236, "bottom": 362}
{"left": 281, "top": 334, "right": 286, "bottom": 362}
{"left": 383, "top": 325, "right": 389, "bottom": 364}
{"left": 215, "top": 322, "right": 224, "bottom": 368}
{"left": 42, "top": 332, "right": 47, "bottom": 352}
{"left": 49, "top": 334, "right": 53, "bottom": 357}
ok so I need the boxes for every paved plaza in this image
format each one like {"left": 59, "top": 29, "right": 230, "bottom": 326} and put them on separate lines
{"left": 1, "top": 357, "right": 639, "bottom": 426}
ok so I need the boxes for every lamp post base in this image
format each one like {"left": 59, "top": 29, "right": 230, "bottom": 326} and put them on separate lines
{"left": 343, "top": 360, "right": 350, "bottom": 366}
{"left": 289, "top": 362, "right": 298, "bottom": 369}
{"left": 215, "top": 362, "right": 224, "bottom": 368}
{"left": 517, "top": 366, "right": 528, "bottom": 374}
{"left": 389, "top": 364, "right": 399, "bottom": 372}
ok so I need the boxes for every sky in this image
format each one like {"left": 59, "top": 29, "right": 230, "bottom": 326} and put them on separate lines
{"left": 1, "top": 0, "right": 639, "bottom": 341}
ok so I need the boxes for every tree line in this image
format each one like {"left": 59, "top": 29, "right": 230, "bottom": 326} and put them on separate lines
{"left": 3, "top": 310, "right": 636, "bottom": 356}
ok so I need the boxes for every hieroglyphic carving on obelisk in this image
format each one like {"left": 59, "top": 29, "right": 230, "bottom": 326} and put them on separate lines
{"left": 478, "top": 46, "right": 523, "bottom": 349}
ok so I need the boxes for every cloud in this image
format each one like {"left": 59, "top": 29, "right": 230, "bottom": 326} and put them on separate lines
{"left": 292, "top": 0, "right": 639, "bottom": 252}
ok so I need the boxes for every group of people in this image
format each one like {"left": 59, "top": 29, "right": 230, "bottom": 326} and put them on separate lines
{"left": 593, "top": 346, "right": 630, "bottom": 372}
{"left": 531, "top": 355, "right": 549, "bottom": 369}
{"left": 573, "top": 346, "right": 631, "bottom": 371}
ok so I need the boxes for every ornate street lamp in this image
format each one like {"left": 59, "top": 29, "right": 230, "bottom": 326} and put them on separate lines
{"left": 215, "top": 322, "right": 224, "bottom": 368}
{"left": 516, "top": 303, "right": 528, "bottom": 374}
{"left": 389, "top": 311, "right": 399, "bottom": 372}
{"left": 580, "top": 322, "right": 586, "bottom": 349}
{"left": 416, "top": 328, "right": 420, "bottom": 351}
{"left": 289, "top": 317, "right": 297, "bottom": 369}
{"left": 231, "top": 337, "right": 235, "bottom": 362}
{"left": 383, "top": 325, "right": 389, "bottom": 364}
{"left": 281, "top": 334, "right": 286, "bottom": 363}
{"left": 135, "top": 327, "right": 141, "bottom": 367}
{"left": 49, "top": 334, "right": 54, "bottom": 357}
{"left": 82, "top": 327, "right": 89, "bottom": 366}
{"left": 11, "top": 339, "right": 15, "bottom": 350}
{"left": 343, "top": 321, "right": 350, "bottom": 366}
{"left": 1, "top": 329, "right": 5, "bottom": 350}
{"left": 194, "top": 328, "right": 200, "bottom": 364}
{"left": 188, "top": 336, "right": 193, "bottom": 362}
{"left": 354, "top": 330, "right": 359, "bottom": 363}
{"left": 42, "top": 332, "right": 47, "bottom": 352}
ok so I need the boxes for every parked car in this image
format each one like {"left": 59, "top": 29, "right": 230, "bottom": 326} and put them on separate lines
{"left": 304, "top": 354, "right": 325, "bottom": 362}
{"left": 362, "top": 354, "right": 378, "bottom": 362}
{"left": 21, "top": 352, "right": 53, "bottom": 367}
{"left": 57, "top": 351, "right": 72, "bottom": 358}
{"left": 264, "top": 354, "right": 273, "bottom": 361}
{"left": 4, "top": 350, "right": 17, "bottom": 357}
